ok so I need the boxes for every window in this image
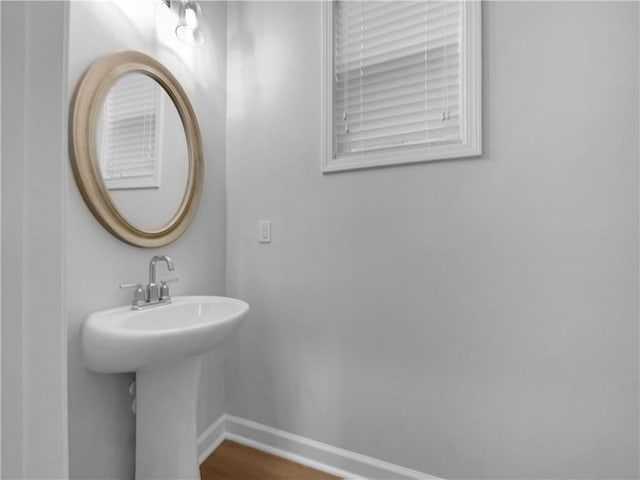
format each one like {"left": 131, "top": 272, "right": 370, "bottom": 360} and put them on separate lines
{"left": 322, "top": 1, "right": 481, "bottom": 173}
{"left": 100, "top": 73, "right": 163, "bottom": 190}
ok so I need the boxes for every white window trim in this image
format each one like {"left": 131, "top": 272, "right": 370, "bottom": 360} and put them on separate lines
{"left": 100, "top": 76, "right": 165, "bottom": 190}
{"left": 322, "top": 0, "right": 482, "bottom": 174}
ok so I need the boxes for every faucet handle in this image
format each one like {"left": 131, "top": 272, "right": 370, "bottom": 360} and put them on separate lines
{"left": 159, "top": 278, "right": 179, "bottom": 301}
{"left": 120, "top": 283, "right": 146, "bottom": 307}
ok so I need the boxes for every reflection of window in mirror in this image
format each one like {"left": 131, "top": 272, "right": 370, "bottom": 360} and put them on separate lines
{"left": 100, "top": 74, "right": 164, "bottom": 190}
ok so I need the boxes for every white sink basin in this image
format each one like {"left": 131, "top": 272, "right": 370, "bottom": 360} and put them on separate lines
{"left": 82, "top": 295, "right": 249, "bottom": 374}
{"left": 81, "top": 295, "right": 249, "bottom": 480}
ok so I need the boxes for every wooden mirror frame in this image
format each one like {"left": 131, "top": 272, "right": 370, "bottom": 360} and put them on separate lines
{"left": 69, "top": 51, "right": 203, "bottom": 248}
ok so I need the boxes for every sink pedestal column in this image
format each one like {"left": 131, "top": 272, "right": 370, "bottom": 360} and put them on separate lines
{"left": 135, "top": 355, "right": 203, "bottom": 480}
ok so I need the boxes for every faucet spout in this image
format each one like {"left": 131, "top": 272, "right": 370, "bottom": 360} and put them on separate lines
{"left": 149, "top": 255, "right": 174, "bottom": 285}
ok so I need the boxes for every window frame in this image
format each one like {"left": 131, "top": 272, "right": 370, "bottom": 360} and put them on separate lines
{"left": 322, "top": 0, "right": 482, "bottom": 173}
{"left": 99, "top": 74, "right": 164, "bottom": 190}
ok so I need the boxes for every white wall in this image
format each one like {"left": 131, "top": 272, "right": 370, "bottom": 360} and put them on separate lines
{"left": 225, "top": 2, "right": 639, "bottom": 479}
{"left": 66, "top": 2, "right": 227, "bottom": 478}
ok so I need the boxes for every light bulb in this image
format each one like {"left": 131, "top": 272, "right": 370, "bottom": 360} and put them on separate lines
{"left": 185, "top": 5, "right": 197, "bottom": 29}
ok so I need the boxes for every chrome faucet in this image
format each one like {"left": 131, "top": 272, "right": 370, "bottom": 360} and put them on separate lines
{"left": 120, "top": 255, "right": 178, "bottom": 310}
{"left": 148, "top": 255, "right": 174, "bottom": 302}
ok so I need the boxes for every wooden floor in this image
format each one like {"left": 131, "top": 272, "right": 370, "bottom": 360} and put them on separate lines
{"left": 200, "top": 440, "right": 340, "bottom": 480}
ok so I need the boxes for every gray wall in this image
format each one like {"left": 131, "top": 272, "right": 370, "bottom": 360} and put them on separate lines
{"left": 225, "top": 2, "right": 639, "bottom": 479}
{"left": 66, "top": 2, "right": 227, "bottom": 478}
{"left": 1, "top": 5, "right": 27, "bottom": 475}
{"left": 2, "top": 2, "right": 69, "bottom": 478}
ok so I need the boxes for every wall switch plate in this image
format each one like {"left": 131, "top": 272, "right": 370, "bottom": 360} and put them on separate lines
{"left": 258, "top": 220, "right": 272, "bottom": 243}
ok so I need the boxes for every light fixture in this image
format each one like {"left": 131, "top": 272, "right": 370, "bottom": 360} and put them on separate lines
{"left": 175, "top": 0, "right": 204, "bottom": 47}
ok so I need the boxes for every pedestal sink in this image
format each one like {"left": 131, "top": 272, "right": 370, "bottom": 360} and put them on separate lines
{"left": 82, "top": 296, "right": 249, "bottom": 480}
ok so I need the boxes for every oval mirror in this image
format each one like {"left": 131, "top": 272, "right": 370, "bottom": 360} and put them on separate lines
{"left": 69, "top": 51, "right": 203, "bottom": 248}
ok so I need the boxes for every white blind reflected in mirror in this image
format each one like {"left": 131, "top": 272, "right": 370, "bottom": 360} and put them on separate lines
{"left": 101, "top": 73, "right": 162, "bottom": 190}
{"left": 333, "top": 1, "right": 462, "bottom": 156}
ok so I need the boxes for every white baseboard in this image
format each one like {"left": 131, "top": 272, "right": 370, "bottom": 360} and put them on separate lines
{"left": 197, "top": 414, "right": 442, "bottom": 480}
{"left": 196, "top": 414, "right": 226, "bottom": 465}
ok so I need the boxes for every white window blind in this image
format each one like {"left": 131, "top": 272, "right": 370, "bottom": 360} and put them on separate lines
{"left": 323, "top": 0, "right": 481, "bottom": 172}
{"left": 101, "top": 73, "right": 162, "bottom": 189}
